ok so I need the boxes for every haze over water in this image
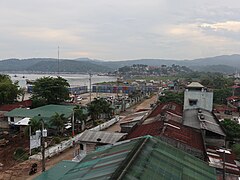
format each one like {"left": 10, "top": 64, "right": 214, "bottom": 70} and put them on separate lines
{"left": 6, "top": 73, "right": 117, "bottom": 88}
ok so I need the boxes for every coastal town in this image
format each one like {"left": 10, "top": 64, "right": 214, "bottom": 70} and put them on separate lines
{"left": 0, "top": 67, "right": 240, "bottom": 180}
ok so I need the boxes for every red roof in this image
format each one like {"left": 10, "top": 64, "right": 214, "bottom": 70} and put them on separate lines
{"left": 126, "top": 121, "right": 164, "bottom": 139}
{"left": 127, "top": 120, "right": 204, "bottom": 151}
{"left": 207, "top": 146, "right": 240, "bottom": 176}
{"left": 162, "top": 121, "right": 204, "bottom": 151}
{"left": 148, "top": 102, "right": 183, "bottom": 118}
{"left": 231, "top": 85, "right": 240, "bottom": 89}
{"left": 226, "top": 96, "right": 239, "bottom": 101}
{"left": 0, "top": 100, "right": 32, "bottom": 111}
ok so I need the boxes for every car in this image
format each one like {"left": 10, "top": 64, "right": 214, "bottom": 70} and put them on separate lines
{"left": 77, "top": 96, "right": 82, "bottom": 101}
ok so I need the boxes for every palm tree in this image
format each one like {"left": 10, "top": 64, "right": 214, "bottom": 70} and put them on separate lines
{"left": 50, "top": 113, "right": 67, "bottom": 135}
{"left": 74, "top": 105, "right": 88, "bottom": 132}
{"left": 24, "top": 117, "right": 42, "bottom": 137}
{"left": 87, "top": 98, "right": 113, "bottom": 125}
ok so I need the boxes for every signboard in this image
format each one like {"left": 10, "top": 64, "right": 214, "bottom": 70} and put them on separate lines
{"left": 30, "top": 135, "right": 41, "bottom": 150}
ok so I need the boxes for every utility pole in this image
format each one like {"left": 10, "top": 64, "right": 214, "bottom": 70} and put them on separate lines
{"left": 37, "top": 114, "right": 47, "bottom": 172}
{"left": 89, "top": 72, "right": 92, "bottom": 102}
{"left": 72, "top": 110, "right": 75, "bottom": 137}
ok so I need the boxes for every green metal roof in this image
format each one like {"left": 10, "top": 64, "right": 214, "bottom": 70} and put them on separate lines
{"left": 5, "top": 104, "right": 75, "bottom": 119}
{"left": 122, "top": 137, "right": 216, "bottom": 180}
{"left": 35, "top": 161, "right": 77, "bottom": 180}
{"left": 35, "top": 136, "right": 216, "bottom": 180}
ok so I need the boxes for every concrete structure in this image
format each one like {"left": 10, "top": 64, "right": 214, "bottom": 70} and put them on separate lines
{"left": 184, "top": 82, "right": 213, "bottom": 111}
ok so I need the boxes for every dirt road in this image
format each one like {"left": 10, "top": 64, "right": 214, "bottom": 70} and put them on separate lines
{"left": 0, "top": 94, "right": 157, "bottom": 180}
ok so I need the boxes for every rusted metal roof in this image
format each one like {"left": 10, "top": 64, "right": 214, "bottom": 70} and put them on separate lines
{"left": 78, "top": 130, "right": 126, "bottom": 144}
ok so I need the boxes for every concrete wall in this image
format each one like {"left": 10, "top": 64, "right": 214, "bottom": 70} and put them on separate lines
{"left": 184, "top": 90, "right": 213, "bottom": 111}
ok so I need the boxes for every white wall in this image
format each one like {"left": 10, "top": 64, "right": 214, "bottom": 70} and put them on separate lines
{"left": 184, "top": 91, "right": 213, "bottom": 111}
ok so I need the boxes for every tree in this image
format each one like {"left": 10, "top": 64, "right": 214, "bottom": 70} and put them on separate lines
{"left": 220, "top": 119, "right": 240, "bottom": 140}
{"left": 24, "top": 117, "right": 42, "bottom": 137}
{"left": 0, "top": 74, "right": 20, "bottom": 104}
{"left": 50, "top": 113, "right": 68, "bottom": 135}
{"left": 74, "top": 105, "right": 88, "bottom": 132}
{"left": 87, "top": 98, "right": 113, "bottom": 125}
{"left": 213, "top": 88, "right": 232, "bottom": 104}
{"left": 32, "top": 76, "right": 70, "bottom": 104}
{"left": 159, "top": 91, "right": 184, "bottom": 104}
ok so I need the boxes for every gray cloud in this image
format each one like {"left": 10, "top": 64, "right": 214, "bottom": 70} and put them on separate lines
{"left": 0, "top": 0, "right": 240, "bottom": 60}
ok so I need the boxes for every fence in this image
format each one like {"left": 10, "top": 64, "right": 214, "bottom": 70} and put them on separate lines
{"left": 29, "top": 116, "right": 120, "bottom": 160}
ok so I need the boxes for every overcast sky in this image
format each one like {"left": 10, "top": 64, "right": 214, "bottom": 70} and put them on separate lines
{"left": 1, "top": 0, "right": 240, "bottom": 60}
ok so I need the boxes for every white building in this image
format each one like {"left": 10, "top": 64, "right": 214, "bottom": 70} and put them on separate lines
{"left": 184, "top": 82, "right": 213, "bottom": 111}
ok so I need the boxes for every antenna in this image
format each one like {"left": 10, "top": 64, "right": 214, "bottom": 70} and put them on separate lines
{"left": 58, "top": 46, "right": 60, "bottom": 75}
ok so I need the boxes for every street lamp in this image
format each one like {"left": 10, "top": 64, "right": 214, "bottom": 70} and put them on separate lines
{"left": 36, "top": 114, "right": 47, "bottom": 172}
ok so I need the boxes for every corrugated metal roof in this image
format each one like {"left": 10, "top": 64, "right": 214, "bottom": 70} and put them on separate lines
{"left": 35, "top": 136, "right": 216, "bottom": 180}
{"left": 78, "top": 130, "right": 126, "bottom": 144}
{"left": 5, "top": 104, "right": 75, "bottom": 119}
{"left": 123, "top": 137, "right": 216, "bottom": 180}
{"left": 183, "top": 109, "right": 225, "bottom": 136}
{"left": 187, "top": 82, "right": 204, "bottom": 88}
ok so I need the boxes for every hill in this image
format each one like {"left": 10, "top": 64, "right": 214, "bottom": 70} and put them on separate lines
{"left": 0, "top": 54, "right": 239, "bottom": 73}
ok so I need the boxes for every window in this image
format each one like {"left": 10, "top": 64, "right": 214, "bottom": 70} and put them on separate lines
{"left": 189, "top": 99, "right": 197, "bottom": 106}
{"left": 10, "top": 117, "right": 14, "bottom": 122}
{"left": 80, "top": 143, "right": 84, "bottom": 150}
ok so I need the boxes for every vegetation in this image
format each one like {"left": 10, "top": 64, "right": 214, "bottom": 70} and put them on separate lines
{"left": 0, "top": 74, "right": 20, "bottom": 104}
{"left": 74, "top": 105, "right": 88, "bottom": 132}
{"left": 213, "top": 88, "right": 232, "bottom": 104}
{"left": 88, "top": 98, "right": 113, "bottom": 125}
{"left": 220, "top": 119, "right": 240, "bottom": 140}
{"left": 24, "top": 117, "right": 46, "bottom": 137}
{"left": 50, "top": 113, "right": 68, "bottom": 135}
{"left": 32, "top": 76, "right": 70, "bottom": 104}
{"left": 159, "top": 91, "right": 184, "bottom": 104}
{"left": 13, "top": 147, "right": 29, "bottom": 161}
{"left": 232, "top": 143, "right": 240, "bottom": 160}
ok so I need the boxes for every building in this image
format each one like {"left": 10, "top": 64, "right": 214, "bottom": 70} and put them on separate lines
{"left": 35, "top": 136, "right": 216, "bottom": 180}
{"left": 184, "top": 82, "right": 213, "bottom": 111}
{"left": 183, "top": 109, "right": 226, "bottom": 147}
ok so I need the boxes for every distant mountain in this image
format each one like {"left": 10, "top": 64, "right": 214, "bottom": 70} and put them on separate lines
{"left": 0, "top": 54, "right": 239, "bottom": 73}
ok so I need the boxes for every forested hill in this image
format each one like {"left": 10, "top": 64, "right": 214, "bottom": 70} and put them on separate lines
{"left": 0, "top": 54, "right": 239, "bottom": 73}
{"left": 0, "top": 58, "right": 112, "bottom": 73}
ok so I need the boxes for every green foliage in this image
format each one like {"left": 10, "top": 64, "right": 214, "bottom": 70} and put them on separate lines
{"left": 232, "top": 143, "right": 240, "bottom": 160}
{"left": 32, "top": 76, "right": 70, "bottom": 104}
{"left": 53, "top": 137, "right": 61, "bottom": 144}
{"left": 200, "top": 73, "right": 234, "bottom": 89}
{"left": 220, "top": 119, "right": 240, "bottom": 140}
{"left": 0, "top": 74, "right": 20, "bottom": 104}
{"left": 87, "top": 98, "right": 113, "bottom": 124}
{"left": 31, "top": 98, "right": 47, "bottom": 108}
{"left": 50, "top": 113, "right": 68, "bottom": 135}
{"left": 24, "top": 117, "right": 43, "bottom": 137}
{"left": 13, "top": 147, "right": 29, "bottom": 161}
{"left": 213, "top": 88, "right": 232, "bottom": 104}
{"left": 159, "top": 91, "right": 184, "bottom": 104}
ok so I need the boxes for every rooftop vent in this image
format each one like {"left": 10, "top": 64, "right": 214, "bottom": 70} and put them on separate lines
{"left": 199, "top": 114, "right": 205, "bottom": 120}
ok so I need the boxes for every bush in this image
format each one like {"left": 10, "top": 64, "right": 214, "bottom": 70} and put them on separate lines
{"left": 13, "top": 147, "right": 29, "bottom": 161}
{"left": 53, "top": 137, "right": 61, "bottom": 144}
{"left": 232, "top": 144, "right": 240, "bottom": 160}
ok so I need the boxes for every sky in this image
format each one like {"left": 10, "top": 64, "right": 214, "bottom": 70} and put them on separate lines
{"left": 0, "top": 0, "right": 240, "bottom": 61}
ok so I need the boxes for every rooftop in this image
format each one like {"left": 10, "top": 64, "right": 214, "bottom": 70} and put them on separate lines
{"left": 0, "top": 100, "right": 32, "bottom": 112}
{"left": 126, "top": 120, "right": 205, "bottom": 152}
{"left": 35, "top": 136, "right": 216, "bottom": 180}
{"left": 187, "top": 82, "right": 204, "bottom": 88}
{"left": 183, "top": 109, "right": 226, "bottom": 136}
{"left": 78, "top": 130, "right": 127, "bottom": 144}
{"left": 147, "top": 102, "right": 183, "bottom": 118}
{"left": 5, "top": 104, "right": 76, "bottom": 119}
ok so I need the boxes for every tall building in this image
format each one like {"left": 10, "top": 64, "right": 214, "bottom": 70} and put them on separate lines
{"left": 184, "top": 82, "right": 213, "bottom": 111}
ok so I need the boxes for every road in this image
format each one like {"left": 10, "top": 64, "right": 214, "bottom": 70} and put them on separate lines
{"left": 0, "top": 94, "right": 157, "bottom": 180}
